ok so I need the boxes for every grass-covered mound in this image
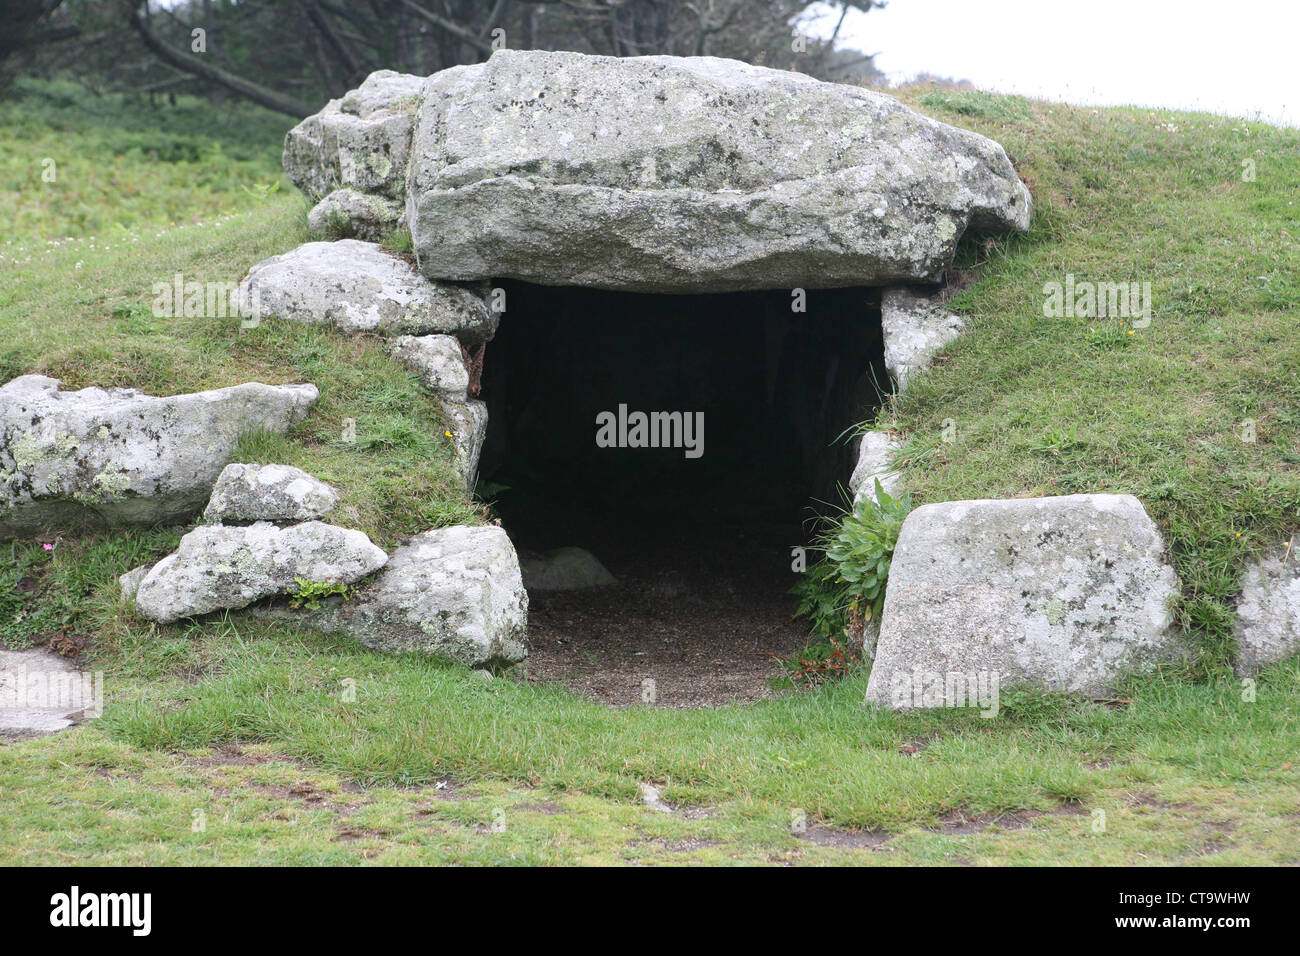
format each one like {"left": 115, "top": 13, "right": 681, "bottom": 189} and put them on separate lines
{"left": 1, "top": 83, "right": 1297, "bottom": 864}
{"left": 889, "top": 89, "right": 1300, "bottom": 677}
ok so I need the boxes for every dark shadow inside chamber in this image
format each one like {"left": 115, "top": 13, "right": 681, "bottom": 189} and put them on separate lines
{"left": 479, "top": 281, "right": 886, "bottom": 544}
{"left": 476, "top": 281, "right": 888, "bottom": 706}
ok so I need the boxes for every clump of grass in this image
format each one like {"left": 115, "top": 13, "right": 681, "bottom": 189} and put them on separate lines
{"left": 918, "top": 90, "right": 1032, "bottom": 122}
{"left": 769, "top": 637, "right": 861, "bottom": 689}
{"left": 234, "top": 426, "right": 294, "bottom": 463}
{"left": 288, "top": 578, "right": 356, "bottom": 610}
{"left": 380, "top": 227, "right": 413, "bottom": 255}
{"left": 1, "top": 530, "right": 181, "bottom": 651}
{"left": 321, "top": 207, "right": 353, "bottom": 240}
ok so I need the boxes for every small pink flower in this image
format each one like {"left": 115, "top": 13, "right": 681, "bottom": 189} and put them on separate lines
{"left": 42, "top": 543, "right": 54, "bottom": 551}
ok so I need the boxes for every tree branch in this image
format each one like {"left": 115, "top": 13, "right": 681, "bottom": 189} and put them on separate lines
{"left": 393, "top": 0, "right": 496, "bottom": 57}
{"left": 127, "top": 8, "right": 316, "bottom": 117}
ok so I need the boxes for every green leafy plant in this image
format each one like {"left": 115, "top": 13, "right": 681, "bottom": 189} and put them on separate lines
{"left": 288, "top": 578, "right": 355, "bottom": 610}
{"left": 792, "top": 479, "right": 912, "bottom": 642}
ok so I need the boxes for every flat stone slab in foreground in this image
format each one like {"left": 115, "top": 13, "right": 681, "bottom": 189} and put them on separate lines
{"left": 865, "top": 494, "right": 1180, "bottom": 708}
{"left": 0, "top": 375, "right": 317, "bottom": 538}
{"left": 403, "top": 50, "right": 1031, "bottom": 292}
{"left": 1, "top": 648, "right": 99, "bottom": 741}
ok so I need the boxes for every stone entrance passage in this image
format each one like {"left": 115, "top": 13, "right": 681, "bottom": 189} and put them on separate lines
{"left": 222, "top": 48, "right": 1036, "bottom": 687}
{"left": 478, "top": 282, "right": 887, "bottom": 706}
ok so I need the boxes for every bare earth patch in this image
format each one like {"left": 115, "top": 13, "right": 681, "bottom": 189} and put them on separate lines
{"left": 796, "top": 825, "right": 892, "bottom": 850}
{"left": 519, "top": 520, "right": 814, "bottom": 708}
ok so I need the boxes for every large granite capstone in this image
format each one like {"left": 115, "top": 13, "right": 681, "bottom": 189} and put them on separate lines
{"left": 284, "top": 51, "right": 1031, "bottom": 294}
{"left": 406, "top": 51, "right": 1031, "bottom": 292}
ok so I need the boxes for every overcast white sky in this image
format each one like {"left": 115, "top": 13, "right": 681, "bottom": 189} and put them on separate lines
{"left": 804, "top": 0, "right": 1297, "bottom": 126}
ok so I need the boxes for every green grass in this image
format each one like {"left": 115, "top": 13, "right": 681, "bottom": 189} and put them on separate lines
{"left": 0, "top": 193, "right": 476, "bottom": 552}
{"left": 4, "top": 622, "right": 1298, "bottom": 864}
{"left": 0, "top": 77, "right": 288, "bottom": 242}
{"left": 878, "top": 87, "right": 1300, "bottom": 679}
{"left": 1, "top": 84, "right": 1299, "bottom": 865}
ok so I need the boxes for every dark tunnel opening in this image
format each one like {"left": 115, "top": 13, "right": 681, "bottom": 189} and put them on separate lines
{"left": 478, "top": 281, "right": 888, "bottom": 705}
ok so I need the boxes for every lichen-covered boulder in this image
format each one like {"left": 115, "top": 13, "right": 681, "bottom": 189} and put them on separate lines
{"left": 118, "top": 564, "right": 150, "bottom": 603}
{"left": 203, "top": 463, "right": 337, "bottom": 524}
{"left": 849, "top": 431, "right": 902, "bottom": 506}
{"left": 389, "top": 334, "right": 469, "bottom": 402}
{"left": 865, "top": 494, "right": 1181, "bottom": 708}
{"left": 0, "top": 375, "right": 318, "bottom": 538}
{"left": 134, "top": 521, "right": 387, "bottom": 623}
{"left": 881, "top": 288, "right": 965, "bottom": 388}
{"left": 235, "top": 240, "right": 495, "bottom": 340}
{"left": 327, "top": 525, "right": 527, "bottom": 668}
{"left": 402, "top": 50, "right": 1030, "bottom": 292}
{"left": 1234, "top": 536, "right": 1300, "bottom": 676}
{"left": 283, "top": 70, "right": 424, "bottom": 201}
{"left": 444, "top": 399, "right": 487, "bottom": 490}
{"left": 307, "top": 188, "right": 404, "bottom": 241}
{"left": 520, "top": 546, "right": 617, "bottom": 591}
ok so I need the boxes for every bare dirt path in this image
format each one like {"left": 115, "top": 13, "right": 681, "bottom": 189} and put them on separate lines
{"left": 515, "top": 515, "right": 814, "bottom": 707}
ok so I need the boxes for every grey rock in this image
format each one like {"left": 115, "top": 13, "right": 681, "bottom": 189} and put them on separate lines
{"left": 118, "top": 564, "right": 151, "bottom": 603}
{"left": 848, "top": 431, "right": 902, "bottom": 505}
{"left": 203, "top": 463, "right": 338, "bottom": 524}
{"left": 389, "top": 334, "right": 469, "bottom": 402}
{"left": 404, "top": 50, "right": 1030, "bottom": 292}
{"left": 307, "top": 188, "right": 404, "bottom": 241}
{"left": 1234, "top": 536, "right": 1300, "bottom": 676}
{"left": 235, "top": 240, "right": 495, "bottom": 340}
{"left": 521, "top": 547, "right": 618, "bottom": 591}
{"left": 284, "top": 70, "right": 424, "bottom": 201}
{"left": 0, "top": 375, "right": 318, "bottom": 538}
{"left": 0, "top": 647, "right": 100, "bottom": 740}
{"left": 323, "top": 525, "right": 527, "bottom": 668}
{"left": 881, "top": 288, "right": 966, "bottom": 388}
{"left": 134, "top": 521, "right": 387, "bottom": 623}
{"left": 445, "top": 400, "right": 487, "bottom": 490}
{"left": 865, "top": 494, "right": 1180, "bottom": 708}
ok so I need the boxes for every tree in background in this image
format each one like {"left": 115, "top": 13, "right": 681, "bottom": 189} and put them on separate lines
{"left": 9, "top": 0, "right": 885, "bottom": 117}
{"left": 0, "top": 1, "right": 77, "bottom": 92}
